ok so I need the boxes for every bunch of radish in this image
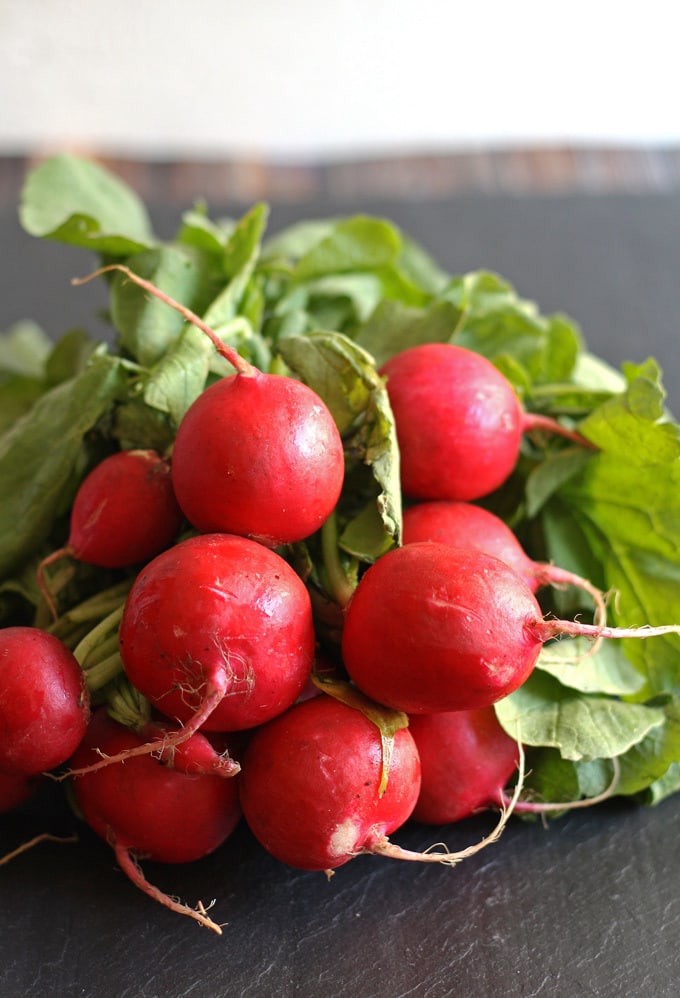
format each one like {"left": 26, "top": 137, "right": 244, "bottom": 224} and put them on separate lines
{"left": 3, "top": 266, "right": 679, "bottom": 938}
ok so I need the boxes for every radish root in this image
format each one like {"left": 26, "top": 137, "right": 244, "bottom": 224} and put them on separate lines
{"left": 62, "top": 673, "right": 240, "bottom": 780}
{"left": 0, "top": 832, "right": 78, "bottom": 867}
{"left": 501, "top": 756, "right": 621, "bottom": 818}
{"left": 113, "top": 838, "right": 224, "bottom": 935}
{"left": 537, "top": 617, "right": 680, "bottom": 644}
{"left": 366, "top": 739, "right": 526, "bottom": 866}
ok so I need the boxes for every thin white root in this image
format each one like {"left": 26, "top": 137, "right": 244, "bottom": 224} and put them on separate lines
{"left": 506, "top": 756, "right": 621, "bottom": 816}
{"left": 114, "top": 840, "right": 224, "bottom": 935}
{"left": 0, "top": 832, "right": 78, "bottom": 866}
{"left": 366, "top": 740, "right": 526, "bottom": 866}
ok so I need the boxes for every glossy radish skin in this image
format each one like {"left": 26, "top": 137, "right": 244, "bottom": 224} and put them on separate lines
{"left": 0, "top": 627, "right": 90, "bottom": 775}
{"left": 0, "top": 770, "right": 39, "bottom": 814}
{"left": 341, "top": 543, "right": 544, "bottom": 714}
{"left": 408, "top": 708, "right": 519, "bottom": 825}
{"left": 171, "top": 371, "right": 345, "bottom": 547}
{"left": 380, "top": 343, "right": 524, "bottom": 501}
{"left": 118, "top": 533, "right": 316, "bottom": 732}
{"left": 239, "top": 695, "right": 422, "bottom": 871}
{"left": 402, "top": 500, "right": 608, "bottom": 619}
{"left": 70, "top": 709, "right": 242, "bottom": 864}
{"left": 403, "top": 501, "right": 535, "bottom": 587}
{"left": 64, "top": 449, "right": 183, "bottom": 567}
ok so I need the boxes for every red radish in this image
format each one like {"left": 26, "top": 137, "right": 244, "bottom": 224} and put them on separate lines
{"left": 67, "top": 533, "right": 315, "bottom": 778}
{"left": 70, "top": 708, "right": 242, "bottom": 934}
{"left": 341, "top": 543, "right": 680, "bottom": 714}
{"left": 139, "top": 721, "right": 240, "bottom": 778}
{"left": 238, "top": 695, "right": 422, "bottom": 871}
{"left": 408, "top": 708, "right": 519, "bottom": 825}
{"left": 402, "top": 500, "right": 607, "bottom": 619}
{"left": 380, "top": 342, "right": 592, "bottom": 502}
{"left": 0, "top": 627, "right": 90, "bottom": 775}
{"left": 74, "top": 265, "right": 345, "bottom": 547}
{"left": 0, "top": 770, "right": 39, "bottom": 814}
{"left": 37, "top": 449, "right": 183, "bottom": 616}
{"left": 119, "top": 532, "right": 315, "bottom": 731}
{"left": 171, "top": 372, "right": 345, "bottom": 546}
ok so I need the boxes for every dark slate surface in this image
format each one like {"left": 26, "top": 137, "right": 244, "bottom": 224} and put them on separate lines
{"left": 1, "top": 191, "right": 679, "bottom": 998}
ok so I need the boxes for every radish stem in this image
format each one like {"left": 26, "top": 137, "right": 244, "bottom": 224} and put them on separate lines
{"left": 522, "top": 412, "right": 596, "bottom": 449}
{"left": 64, "top": 671, "right": 239, "bottom": 780}
{"left": 366, "top": 741, "right": 526, "bottom": 866}
{"left": 72, "top": 265, "right": 258, "bottom": 378}
{"left": 501, "top": 757, "right": 621, "bottom": 816}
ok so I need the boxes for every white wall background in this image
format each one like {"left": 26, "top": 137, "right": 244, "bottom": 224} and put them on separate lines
{"left": 1, "top": 0, "right": 678, "bottom": 161}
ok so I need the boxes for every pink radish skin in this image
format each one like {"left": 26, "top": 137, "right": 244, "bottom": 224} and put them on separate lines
{"left": 118, "top": 533, "right": 316, "bottom": 734}
{"left": 402, "top": 500, "right": 607, "bottom": 612}
{"left": 238, "top": 695, "right": 422, "bottom": 871}
{"left": 0, "top": 627, "right": 90, "bottom": 775}
{"left": 68, "top": 533, "right": 315, "bottom": 778}
{"left": 56, "top": 532, "right": 317, "bottom": 780}
{"left": 380, "top": 342, "right": 591, "bottom": 502}
{"left": 171, "top": 371, "right": 345, "bottom": 547}
{"left": 74, "top": 264, "right": 345, "bottom": 549}
{"left": 408, "top": 708, "right": 519, "bottom": 825}
{"left": 341, "top": 543, "right": 680, "bottom": 714}
{"left": 0, "top": 770, "right": 40, "bottom": 814}
{"left": 37, "top": 449, "right": 183, "bottom": 615}
{"left": 70, "top": 708, "right": 241, "bottom": 934}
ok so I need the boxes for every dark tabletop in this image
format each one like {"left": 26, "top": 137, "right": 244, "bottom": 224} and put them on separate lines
{"left": 1, "top": 161, "right": 679, "bottom": 998}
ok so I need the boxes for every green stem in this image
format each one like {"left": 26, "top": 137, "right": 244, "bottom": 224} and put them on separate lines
{"left": 320, "top": 512, "right": 357, "bottom": 609}
{"left": 84, "top": 651, "right": 125, "bottom": 693}
{"left": 73, "top": 604, "right": 125, "bottom": 668}
{"left": 104, "top": 675, "right": 152, "bottom": 731}
{"left": 49, "top": 580, "right": 132, "bottom": 645}
{"left": 81, "top": 630, "right": 120, "bottom": 670}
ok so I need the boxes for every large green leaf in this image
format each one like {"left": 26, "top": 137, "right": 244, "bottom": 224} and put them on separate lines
{"left": 0, "top": 352, "right": 127, "bottom": 580}
{"left": 19, "top": 154, "right": 154, "bottom": 255}
{"left": 495, "top": 670, "right": 664, "bottom": 761}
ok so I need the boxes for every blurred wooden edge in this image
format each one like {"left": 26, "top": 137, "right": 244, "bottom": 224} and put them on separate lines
{"left": 2, "top": 146, "right": 680, "bottom": 208}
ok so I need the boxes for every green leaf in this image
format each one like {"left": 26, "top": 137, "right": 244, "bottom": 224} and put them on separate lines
{"left": 354, "top": 299, "right": 462, "bottom": 368}
{"left": 515, "top": 746, "right": 581, "bottom": 804}
{"left": 261, "top": 218, "right": 338, "bottom": 262}
{"left": 110, "top": 245, "right": 221, "bottom": 367}
{"left": 396, "top": 234, "right": 450, "bottom": 296}
{"left": 142, "top": 323, "right": 212, "bottom": 425}
{"left": 202, "top": 203, "right": 269, "bottom": 334}
{"left": 111, "top": 396, "right": 176, "bottom": 453}
{"left": 537, "top": 499, "right": 608, "bottom": 618}
{"left": 0, "top": 320, "right": 51, "bottom": 377}
{"left": 0, "top": 352, "right": 127, "bottom": 580}
{"left": 525, "top": 448, "right": 593, "bottom": 518}
{"left": 0, "top": 373, "right": 45, "bottom": 434}
{"left": 305, "top": 273, "right": 385, "bottom": 326}
{"left": 292, "top": 216, "right": 402, "bottom": 280}
{"left": 44, "top": 329, "right": 98, "bottom": 386}
{"left": 444, "top": 270, "right": 582, "bottom": 384}
{"left": 19, "top": 154, "right": 154, "bottom": 255}
{"left": 576, "top": 359, "right": 680, "bottom": 459}
{"left": 556, "top": 366, "right": 680, "bottom": 697}
{"left": 339, "top": 500, "right": 397, "bottom": 562}
{"left": 645, "top": 761, "right": 680, "bottom": 805}
{"left": 277, "top": 330, "right": 402, "bottom": 546}
{"left": 536, "top": 636, "right": 646, "bottom": 696}
{"left": 176, "top": 205, "right": 237, "bottom": 257}
{"left": 495, "top": 670, "right": 664, "bottom": 761}
{"left": 572, "top": 351, "right": 627, "bottom": 393}
{"left": 614, "top": 697, "right": 680, "bottom": 797}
